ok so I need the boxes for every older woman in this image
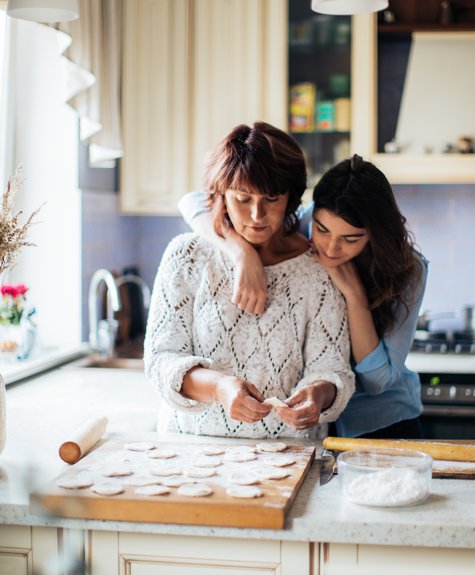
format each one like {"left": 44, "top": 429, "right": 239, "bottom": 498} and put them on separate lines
{"left": 144, "top": 122, "right": 354, "bottom": 439}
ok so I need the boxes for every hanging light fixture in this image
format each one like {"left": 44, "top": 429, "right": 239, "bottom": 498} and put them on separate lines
{"left": 6, "top": 0, "right": 79, "bottom": 23}
{"left": 311, "top": 0, "right": 388, "bottom": 15}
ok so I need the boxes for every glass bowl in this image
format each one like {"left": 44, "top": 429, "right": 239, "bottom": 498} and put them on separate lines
{"left": 337, "top": 448, "right": 433, "bottom": 507}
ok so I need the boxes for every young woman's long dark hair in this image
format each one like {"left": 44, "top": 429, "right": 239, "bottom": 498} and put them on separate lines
{"left": 312, "top": 154, "right": 423, "bottom": 336}
{"left": 202, "top": 122, "right": 307, "bottom": 236}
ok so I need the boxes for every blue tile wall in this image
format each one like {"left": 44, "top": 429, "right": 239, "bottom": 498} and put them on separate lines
{"left": 394, "top": 184, "right": 475, "bottom": 315}
{"left": 81, "top": 189, "right": 189, "bottom": 340}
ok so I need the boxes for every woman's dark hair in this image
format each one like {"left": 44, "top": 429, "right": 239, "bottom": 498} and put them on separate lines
{"left": 202, "top": 122, "right": 307, "bottom": 235}
{"left": 312, "top": 154, "right": 423, "bottom": 335}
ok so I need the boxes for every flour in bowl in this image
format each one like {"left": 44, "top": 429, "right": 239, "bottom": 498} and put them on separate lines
{"left": 343, "top": 468, "right": 430, "bottom": 507}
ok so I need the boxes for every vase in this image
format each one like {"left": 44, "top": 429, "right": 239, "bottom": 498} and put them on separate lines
{"left": 0, "top": 374, "right": 5, "bottom": 454}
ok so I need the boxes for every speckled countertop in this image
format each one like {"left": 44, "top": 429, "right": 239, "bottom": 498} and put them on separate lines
{"left": 1, "top": 363, "right": 474, "bottom": 549}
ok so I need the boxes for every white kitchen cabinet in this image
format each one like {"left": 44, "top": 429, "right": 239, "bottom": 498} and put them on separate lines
{"left": 318, "top": 542, "right": 475, "bottom": 575}
{"left": 0, "top": 525, "right": 60, "bottom": 575}
{"left": 88, "top": 531, "right": 309, "bottom": 575}
{"left": 121, "top": 0, "right": 287, "bottom": 215}
{"left": 0, "top": 525, "right": 31, "bottom": 575}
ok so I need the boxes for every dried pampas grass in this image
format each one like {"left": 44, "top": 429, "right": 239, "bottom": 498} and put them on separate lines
{"left": 0, "top": 166, "right": 42, "bottom": 276}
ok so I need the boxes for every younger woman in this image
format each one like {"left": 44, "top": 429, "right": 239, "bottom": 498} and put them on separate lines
{"left": 178, "top": 154, "right": 428, "bottom": 439}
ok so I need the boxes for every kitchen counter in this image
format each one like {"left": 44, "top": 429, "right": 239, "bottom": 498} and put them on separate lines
{"left": 0, "top": 363, "right": 475, "bottom": 551}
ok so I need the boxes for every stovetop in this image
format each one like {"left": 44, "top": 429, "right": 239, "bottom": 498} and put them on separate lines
{"left": 411, "top": 330, "right": 475, "bottom": 354}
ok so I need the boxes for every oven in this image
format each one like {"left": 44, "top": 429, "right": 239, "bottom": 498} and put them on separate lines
{"left": 419, "top": 372, "right": 475, "bottom": 440}
{"left": 409, "top": 324, "right": 475, "bottom": 440}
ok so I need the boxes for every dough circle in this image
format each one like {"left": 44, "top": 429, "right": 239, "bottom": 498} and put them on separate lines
{"left": 267, "top": 455, "right": 296, "bottom": 467}
{"left": 193, "top": 456, "right": 222, "bottom": 468}
{"left": 101, "top": 465, "right": 134, "bottom": 477}
{"left": 57, "top": 476, "right": 94, "bottom": 489}
{"left": 149, "top": 466, "right": 182, "bottom": 477}
{"left": 227, "top": 472, "right": 260, "bottom": 485}
{"left": 161, "top": 476, "right": 196, "bottom": 488}
{"left": 256, "top": 442, "right": 287, "bottom": 453}
{"left": 185, "top": 467, "right": 217, "bottom": 478}
{"left": 91, "top": 482, "right": 124, "bottom": 496}
{"left": 135, "top": 485, "right": 170, "bottom": 496}
{"left": 260, "top": 468, "right": 291, "bottom": 480}
{"left": 125, "top": 476, "right": 161, "bottom": 487}
{"left": 124, "top": 441, "right": 155, "bottom": 452}
{"left": 147, "top": 449, "right": 176, "bottom": 459}
{"left": 263, "top": 397, "right": 288, "bottom": 408}
{"left": 177, "top": 483, "right": 213, "bottom": 497}
{"left": 198, "top": 446, "right": 226, "bottom": 456}
{"left": 224, "top": 452, "right": 257, "bottom": 463}
{"left": 226, "top": 485, "right": 262, "bottom": 499}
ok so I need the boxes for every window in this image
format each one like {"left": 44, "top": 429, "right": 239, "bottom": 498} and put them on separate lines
{"left": 0, "top": 13, "right": 82, "bottom": 362}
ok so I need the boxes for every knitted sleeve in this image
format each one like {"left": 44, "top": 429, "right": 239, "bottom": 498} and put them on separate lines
{"left": 295, "top": 270, "right": 355, "bottom": 422}
{"left": 143, "top": 234, "right": 213, "bottom": 413}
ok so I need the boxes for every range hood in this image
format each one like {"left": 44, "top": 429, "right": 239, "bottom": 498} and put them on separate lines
{"left": 396, "top": 32, "right": 475, "bottom": 155}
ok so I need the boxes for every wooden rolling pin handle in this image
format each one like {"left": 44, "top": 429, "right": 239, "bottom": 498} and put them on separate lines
{"left": 322, "top": 436, "right": 475, "bottom": 462}
{"left": 59, "top": 416, "right": 108, "bottom": 464}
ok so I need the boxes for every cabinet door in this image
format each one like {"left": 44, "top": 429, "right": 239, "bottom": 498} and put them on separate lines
{"left": 0, "top": 525, "right": 32, "bottom": 575}
{"left": 190, "top": 0, "right": 287, "bottom": 197}
{"left": 121, "top": 0, "right": 287, "bottom": 215}
{"left": 318, "top": 542, "right": 475, "bottom": 575}
{"left": 121, "top": 0, "right": 192, "bottom": 215}
{"left": 115, "top": 533, "right": 308, "bottom": 575}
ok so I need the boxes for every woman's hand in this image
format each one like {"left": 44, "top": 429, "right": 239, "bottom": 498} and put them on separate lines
{"left": 220, "top": 224, "right": 267, "bottom": 315}
{"left": 214, "top": 375, "right": 272, "bottom": 423}
{"left": 232, "top": 247, "right": 268, "bottom": 315}
{"left": 310, "top": 244, "right": 366, "bottom": 302}
{"left": 274, "top": 382, "right": 336, "bottom": 430}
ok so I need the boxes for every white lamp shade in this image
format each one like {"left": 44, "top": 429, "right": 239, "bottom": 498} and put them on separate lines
{"left": 7, "top": 0, "right": 79, "bottom": 23}
{"left": 311, "top": 0, "right": 388, "bottom": 15}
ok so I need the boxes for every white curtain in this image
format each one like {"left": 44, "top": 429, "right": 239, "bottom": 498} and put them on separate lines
{"left": 55, "top": 0, "right": 123, "bottom": 167}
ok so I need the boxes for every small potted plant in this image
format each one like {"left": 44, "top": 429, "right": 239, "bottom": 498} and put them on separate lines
{"left": 0, "top": 283, "right": 29, "bottom": 352}
{"left": 0, "top": 165, "right": 41, "bottom": 453}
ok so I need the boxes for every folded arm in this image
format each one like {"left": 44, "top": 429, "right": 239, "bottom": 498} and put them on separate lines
{"left": 178, "top": 191, "right": 267, "bottom": 314}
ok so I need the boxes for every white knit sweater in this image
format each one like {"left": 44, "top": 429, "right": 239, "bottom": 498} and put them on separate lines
{"left": 144, "top": 233, "right": 354, "bottom": 439}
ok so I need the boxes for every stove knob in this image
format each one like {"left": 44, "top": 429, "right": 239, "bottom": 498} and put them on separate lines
{"left": 449, "top": 386, "right": 457, "bottom": 399}
{"left": 455, "top": 344, "right": 462, "bottom": 354}
{"left": 434, "top": 388, "right": 441, "bottom": 396}
{"left": 465, "top": 388, "right": 472, "bottom": 397}
{"left": 426, "top": 387, "right": 434, "bottom": 396}
{"left": 425, "top": 343, "right": 432, "bottom": 353}
{"left": 440, "top": 343, "right": 448, "bottom": 353}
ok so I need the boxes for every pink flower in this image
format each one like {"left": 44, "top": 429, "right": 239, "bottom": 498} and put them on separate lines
{"left": 1, "top": 284, "right": 29, "bottom": 299}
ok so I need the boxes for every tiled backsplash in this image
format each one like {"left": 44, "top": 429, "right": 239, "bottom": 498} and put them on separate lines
{"left": 81, "top": 185, "right": 475, "bottom": 339}
{"left": 395, "top": 184, "right": 475, "bottom": 315}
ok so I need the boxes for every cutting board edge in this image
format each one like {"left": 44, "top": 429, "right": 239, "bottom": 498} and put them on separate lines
{"left": 30, "top": 492, "right": 286, "bottom": 530}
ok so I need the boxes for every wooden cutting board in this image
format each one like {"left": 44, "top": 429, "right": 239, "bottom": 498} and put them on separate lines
{"left": 30, "top": 440, "right": 315, "bottom": 530}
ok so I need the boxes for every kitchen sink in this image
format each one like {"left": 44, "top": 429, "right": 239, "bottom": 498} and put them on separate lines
{"left": 72, "top": 356, "right": 144, "bottom": 370}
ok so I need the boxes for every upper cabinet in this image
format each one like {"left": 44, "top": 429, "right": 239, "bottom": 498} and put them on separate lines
{"left": 352, "top": 0, "right": 475, "bottom": 183}
{"left": 121, "top": 0, "right": 475, "bottom": 215}
{"left": 120, "top": 0, "right": 287, "bottom": 215}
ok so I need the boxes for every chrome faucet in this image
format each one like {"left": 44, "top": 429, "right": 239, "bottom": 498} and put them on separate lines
{"left": 88, "top": 269, "right": 121, "bottom": 358}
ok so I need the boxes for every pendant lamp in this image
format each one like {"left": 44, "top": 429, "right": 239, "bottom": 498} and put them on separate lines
{"left": 6, "top": 0, "right": 79, "bottom": 23}
{"left": 311, "top": 0, "right": 388, "bottom": 15}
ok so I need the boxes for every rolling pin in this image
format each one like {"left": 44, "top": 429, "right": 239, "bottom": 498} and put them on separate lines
{"left": 322, "top": 436, "right": 475, "bottom": 462}
{"left": 59, "top": 416, "right": 108, "bottom": 464}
